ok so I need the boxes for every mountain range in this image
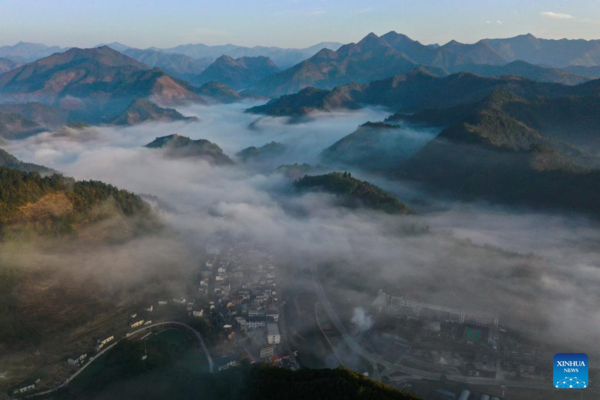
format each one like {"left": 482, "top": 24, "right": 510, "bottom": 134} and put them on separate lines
{"left": 0, "top": 46, "right": 204, "bottom": 123}
{"left": 155, "top": 41, "right": 343, "bottom": 69}
{"left": 2, "top": 35, "right": 600, "bottom": 100}
{"left": 0, "top": 42, "right": 67, "bottom": 62}
{"left": 122, "top": 48, "right": 214, "bottom": 82}
{"left": 444, "top": 33, "right": 600, "bottom": 68}
{"left": 320, "top": 87, "right": 600, "bottom": 214}
{"left": 246, "top": 32, "right": 596, "bottom": 97}
{"left": 0, "top": 47, "right": 251, "bottom": 128}
{"left": 247, "top": 68, "right": 600, "bottom": 117}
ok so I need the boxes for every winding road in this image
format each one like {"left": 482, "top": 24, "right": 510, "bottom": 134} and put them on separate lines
{"left": 26, "top": 321, "right": 213, "bottom": 398}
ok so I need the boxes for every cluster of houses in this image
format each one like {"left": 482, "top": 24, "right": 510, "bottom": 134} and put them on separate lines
{"left": 199, "top": 246, "right": 296, "bottom": 370}
{"left": 10, "top": 379, "right": 40, "bottom": 397}
{"left": 216, "top": 252, "right": 281, "bottom": 339}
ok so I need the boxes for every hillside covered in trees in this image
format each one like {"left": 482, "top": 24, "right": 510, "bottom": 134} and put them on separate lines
{"left": 144, "top": 134, "right": 234, "bottom": 166}
{"left": 0, "top": 166, "right": 151, "bottom": 235}
{"left": 294, "top": 172, "right": 411, "bottom": 215}
{"left": 67, "top": 350, "right": 422, "bottom": 400}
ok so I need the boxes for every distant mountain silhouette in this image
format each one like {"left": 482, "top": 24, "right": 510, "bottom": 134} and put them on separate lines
{"left": 123, "top": 48, "right": 213, "bottom": 81}
{"left": 441, "top": 34, "right": 600, "bottom": 68}
{"left": 247, "top": 32, "right": 594, "bottom": 97}
{"left": 157, "top": 41, "right": 343, "bottom": 69}
{"left": 192, "top": 55, "right": 280, "bottom": 90}
{"left": 480, "top": 34, "right": 600, "bottom": 67}
{"left": 0, "top": 41, "right": 68, "bottom": 62}
{"left": 95, "top": 42, "right": 133, "bottom": 53}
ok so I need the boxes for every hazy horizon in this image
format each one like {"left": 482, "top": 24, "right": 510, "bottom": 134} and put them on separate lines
{"left": 1, "top": 0, "right": 599, "bottom": 49}
{"left": 3, "top": 30, "right": 600, "bottom": 52}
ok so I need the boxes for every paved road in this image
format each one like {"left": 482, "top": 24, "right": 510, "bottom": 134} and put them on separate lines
{"left": 310, "top": 264, "right": 600, "bottom": 394}
{"left": 26, "top": 321, "right": 214, "bottom": 398}
{"left": 128, "top": 321, "right": 214, "bottom": 372}
{"left": 275, "top": 278, "right": 299, "bottom": 368}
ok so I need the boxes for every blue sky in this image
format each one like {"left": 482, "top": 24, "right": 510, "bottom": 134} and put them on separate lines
{"left": 1, "top": 0, "right": 599, "bottom": 48}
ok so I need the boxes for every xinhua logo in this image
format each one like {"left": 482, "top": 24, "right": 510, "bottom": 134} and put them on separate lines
{"left": 554, "top": 353, "right": 588, "bottom": 389}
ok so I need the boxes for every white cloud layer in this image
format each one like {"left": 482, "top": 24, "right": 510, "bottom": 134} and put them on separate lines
{"left": 541, "top": 11, "right": 574, "bottom": 19}
{"left": 5, "top": 103, "right": 600, "bottom": 356}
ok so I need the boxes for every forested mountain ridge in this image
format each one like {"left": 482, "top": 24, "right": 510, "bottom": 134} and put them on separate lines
{"left": 145, "top": 134, "right": 234, "bottom": 166}
{"left": 0, "top": 166, "right": 151, "bottom": 235}
{"left": 247, "top": 69, "right": 600, "bottom": 117}
{"left": 294, "top": 172, "right": 412, "bottom": 214}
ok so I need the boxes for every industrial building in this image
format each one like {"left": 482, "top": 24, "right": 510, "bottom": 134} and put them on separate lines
{"left": 389, "top": 296, "right": 499, "bottom": 328}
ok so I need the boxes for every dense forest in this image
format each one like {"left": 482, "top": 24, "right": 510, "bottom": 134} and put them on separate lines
{"left": 0, "top": 167, "right": 151, "bottom": 234}
{"left": 66, "top": 340, "right": 422, "bottom": 400}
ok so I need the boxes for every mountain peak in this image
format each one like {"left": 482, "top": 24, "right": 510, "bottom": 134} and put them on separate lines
{"left": 312, "top": 48, "right": 337, "bottom": 59}
{"left": 381, "top": 31, "right": 415, "bottom": 43}
{"left": 515, "top": 33, "right": 539, "bottom": 42}
{"left": 44, "top": 46, "right": 150, "bottom": 69}
{"left": 358, "top": 32, "right": 385, "bottom": 47}
{"left": 215, "top": 54, "right": 236, "bottom": 62}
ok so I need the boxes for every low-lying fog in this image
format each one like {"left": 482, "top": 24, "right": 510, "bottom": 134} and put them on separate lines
{"left": 6, "top": 102, "right": 600, "bottom": 355}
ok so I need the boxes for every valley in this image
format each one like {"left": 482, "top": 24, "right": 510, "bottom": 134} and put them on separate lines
{"left": 1, "top": 16, "right": 600, "bottom": 400}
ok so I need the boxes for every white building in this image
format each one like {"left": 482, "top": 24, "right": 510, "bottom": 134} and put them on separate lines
{"left": 267, "top": 323, "right": 281, "bottom": 345}
{"left": 390, "top": 296, "right": 499, "bottom": 328}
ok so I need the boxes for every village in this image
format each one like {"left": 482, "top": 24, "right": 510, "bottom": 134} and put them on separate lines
{"left": 8, "top": 241, "right": 297, "bottom": 398}
{"left": 199, "top": 242, "right": 298, "bottom": 372}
